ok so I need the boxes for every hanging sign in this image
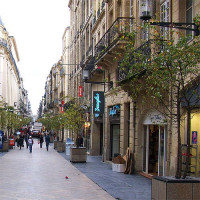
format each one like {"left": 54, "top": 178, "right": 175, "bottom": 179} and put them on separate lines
{"left": 79, "top": 86, "right": 83, "bottom": 97}
{"left": 109, "top": 105, "right": 120, "bottom": 116}
{"left": 93, "top": 91, "right": 104, "bottom": 115}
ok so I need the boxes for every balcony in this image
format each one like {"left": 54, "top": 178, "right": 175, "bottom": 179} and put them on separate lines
{"left": 94, "top": 17, "right": 133, "bottom": 63}
{"left": 80, "top": 54, "right": 85, "bottom": 67}
{"left": 117, "top": 40, "right": 151, "bottom": 82}
{"left": 86, "top": 45, "right": 93, "bottom": 59}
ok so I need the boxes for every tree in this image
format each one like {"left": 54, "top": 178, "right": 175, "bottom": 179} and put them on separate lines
{"left": 63, "top": 98, "right": 85, "bottom": 144}
{"left": 120, "top": 21, "right": 200, "bottom": 178}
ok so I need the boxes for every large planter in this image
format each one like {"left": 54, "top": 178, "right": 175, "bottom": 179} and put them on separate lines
{"left": 152, "top": 176, "right": 200, "bottom": 200}
{"left": 57, "top": 141, "right": 65, "bottom": 153}
{"left": 0, "top": 141, "right": 9, "bottom": 152}
{"left": 50, "top": 136, "right": 53, "bottom": 143}
{"left": 70, "top": 147, "right": 87, "bottom": 163}
{"left": 54, "top": 141, "right": 58, "bottom": 149}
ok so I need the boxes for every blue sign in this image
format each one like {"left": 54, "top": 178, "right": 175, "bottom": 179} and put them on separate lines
{"left": 0, "top": 130, "right": 4, "bottom": 149}
{"left": 109, "top": 105, "right": 120, "bottom": 116}
{"left": 93, "top": 91, "right": 104, "bottom": 115}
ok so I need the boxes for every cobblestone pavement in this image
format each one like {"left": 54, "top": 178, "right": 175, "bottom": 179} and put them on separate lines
{"left": 0, "top": 140, "right": 115, "bottom": 200}
{"left": 60, "top": 153, "right": 151, "bottom": 200}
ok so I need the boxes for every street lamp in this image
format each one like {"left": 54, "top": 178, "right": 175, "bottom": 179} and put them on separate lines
{"left": 139, "top": 0, "right": 152, "bottom": 21}
{"left": 139, "top": 0, "right": 200, "bottom": 36}
{"left": 82, "top": 69, "right": 113, "bottom": 88}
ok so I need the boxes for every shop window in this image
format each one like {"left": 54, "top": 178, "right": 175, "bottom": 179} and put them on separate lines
{"left": 186, "top": 0, "right": 193, "bottom": 39}
{"left": 160, "top": 0, "right": 169, "bottom": 39}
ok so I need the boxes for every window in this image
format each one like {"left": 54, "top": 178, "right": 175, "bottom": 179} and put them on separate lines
{"left": 160, "top": 0, "right": 169, "bottom": 39}
{"left": 186, "top": 0, "right": 193, "bottom": 38}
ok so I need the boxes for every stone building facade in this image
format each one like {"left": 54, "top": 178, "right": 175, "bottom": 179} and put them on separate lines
{"left": 0, "top": 17, "right": 30, "bottom": 121}
{"left": 42, "top": 0, "right": 200, "bottom": 178}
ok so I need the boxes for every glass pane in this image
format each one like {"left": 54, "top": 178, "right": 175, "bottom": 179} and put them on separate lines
{"left": 143, "top": 126, "right": 147, "bottom": 172}
{"left": 186, "top": 0, "right": 192, "bottom": 9}
{"left": 186, "top": 8, "right": 192, "bottom": 23}
{"left": 112, "top": 125, "right": 120, "bottom": 157}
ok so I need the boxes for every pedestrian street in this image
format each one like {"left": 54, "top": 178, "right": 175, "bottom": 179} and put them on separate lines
{"left": 0, "top": 140, "right": 115, "bottom": 200}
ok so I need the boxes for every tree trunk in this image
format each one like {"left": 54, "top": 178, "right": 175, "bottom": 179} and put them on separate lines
{"left": 183, "top": 108, "right": 191, "bottom": 179}
{"left": 175, "top": 98, "right": 182, "bottom": 179}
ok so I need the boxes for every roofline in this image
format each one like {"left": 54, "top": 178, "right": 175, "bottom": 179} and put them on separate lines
{"left": 9, "top": 36, "right": 20, "bottom": 62}
{"left": 62, "top": 26, "right": 70, "bottom": 40}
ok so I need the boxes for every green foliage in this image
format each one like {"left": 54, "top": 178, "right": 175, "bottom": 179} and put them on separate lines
{"left": 63, "top": 100, "right": 85, "bottom": 134}
{"left": 120, "top": 22, "right": 200, "bottom": 178}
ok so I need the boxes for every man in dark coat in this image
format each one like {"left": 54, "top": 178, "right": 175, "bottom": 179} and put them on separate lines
{"left": 18, "top": 135, "right": 24, "bottom": 150}
{"left": 39, "top": 134, "right": 44, "bottom": 148}
{"left": 76, "top": 134, "right": 83, "bottom": 147}
{"left": 45, "top": 134, "right": 50, "bottom": 151}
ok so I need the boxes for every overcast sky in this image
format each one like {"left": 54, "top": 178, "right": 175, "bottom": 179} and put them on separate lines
{"left": 0, "top": 0, "right": 70, "bottom": 115}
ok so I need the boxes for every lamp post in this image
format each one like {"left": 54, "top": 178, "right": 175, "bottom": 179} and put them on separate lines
{"left": 139, "top": 0, "right": 200, "bottom": 36}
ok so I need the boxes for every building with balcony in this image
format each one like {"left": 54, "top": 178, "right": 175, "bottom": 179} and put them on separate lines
{"left": 42, "top": 0, "right": 200, "bottom": 178}
{"left": 69, "top": 0, "right": 200, "bottom": 178}
{"left": 0, "top": 17, "right": 31, "bottom": 133}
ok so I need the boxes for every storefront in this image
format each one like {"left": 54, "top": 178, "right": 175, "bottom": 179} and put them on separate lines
{"left": 182, "top": 109, "right": 200, "bottom": 176}
{"left": 143, "top": 110, "right": 167, "bottom": 176}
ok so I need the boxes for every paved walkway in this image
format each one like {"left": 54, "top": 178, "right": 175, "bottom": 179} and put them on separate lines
{"left": 62, "top": 154, "right": 151, "bottom": 200}
{"left": 0, "top": 140, "right": 115, "bottom": 200}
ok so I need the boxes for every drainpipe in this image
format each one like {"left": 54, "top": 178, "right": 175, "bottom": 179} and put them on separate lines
{"left": 133, "top": 101, "right": 136, "bottom": 152}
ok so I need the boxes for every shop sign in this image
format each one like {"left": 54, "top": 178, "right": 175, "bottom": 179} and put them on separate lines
{"left": 0, "top": 130, "right": 3, "bottom": 149}
{"left": 79, "top": 86, "right": 83, "bottom": 97}
{"left": 109, "top": 105, "right": 120, "bottom": 116}
{"left": 61, "top": 100, "right": 64, "bottom": 113}
{"left": 192, "top": 131, "right": 197, "bottom": 144}
{"left": 93, "top": 91, "right": 104, "bottom": 114}
{"left": 143, "top": 110, "right": 167, "bottom": 125}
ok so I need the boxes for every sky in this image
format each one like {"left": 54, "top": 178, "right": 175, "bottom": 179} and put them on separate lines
{"left": 0, "top": 0, "right": 70, "bottom": 115}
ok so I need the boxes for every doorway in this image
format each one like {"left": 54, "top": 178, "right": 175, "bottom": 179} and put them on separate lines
{"left": 100, "top": 123, "right": 103, "bottom": 155}
{"left": 143, "top": 125, "right": 167, "bottom": 176}
{"left": 110, "top": 124, "right": 120, "bottom": 159}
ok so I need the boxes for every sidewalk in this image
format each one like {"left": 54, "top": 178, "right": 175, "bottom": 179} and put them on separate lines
{"left": 0, "top": 140, "right": 115, "bottom": 200}
{"left": 60, "top": 152, "right": 151, "bottom": 200}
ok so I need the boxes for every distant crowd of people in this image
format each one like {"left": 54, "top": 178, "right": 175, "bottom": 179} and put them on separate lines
{"left": 12, "top": 128, "right": 51, "bottom": 153}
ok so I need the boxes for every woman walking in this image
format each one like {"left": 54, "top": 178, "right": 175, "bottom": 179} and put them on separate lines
{"left": 28, "top": 136, "right": 34, "bottom": 153}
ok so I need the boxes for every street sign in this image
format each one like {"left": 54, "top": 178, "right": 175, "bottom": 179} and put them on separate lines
{"left": 79, "top": 86, "right": 83, "bottom": 97}
{"left": 93, "top": 91, "right": 104, "bottom": 115}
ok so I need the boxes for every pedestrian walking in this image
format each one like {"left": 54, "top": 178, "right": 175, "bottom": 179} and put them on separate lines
{"left": 45, "top": 133, "right": 50, "bottom": 151}
{"left": 76, "top": 134, "right": 83, "bottom": 147}
{"left": 18, "top": 135, "right": 24, "bottom": 150}
{"left": 28, "top": 136, "right": 34, "bottom": 153}
{"left": 24, "top": 133, "right": 29, "bottom": 148}
{"left": 39, "top": 134, "right": 44, "bottom": 148}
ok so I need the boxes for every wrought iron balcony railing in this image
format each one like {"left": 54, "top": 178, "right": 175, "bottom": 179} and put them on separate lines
{"left": 118, "top": 40, "right": 151, "bottom": 82}
{"left": 86, "top": 45, "right": 93, "bottom": 58}
{"left": 94, "top": 17, "right": 133, "bottom": 62}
